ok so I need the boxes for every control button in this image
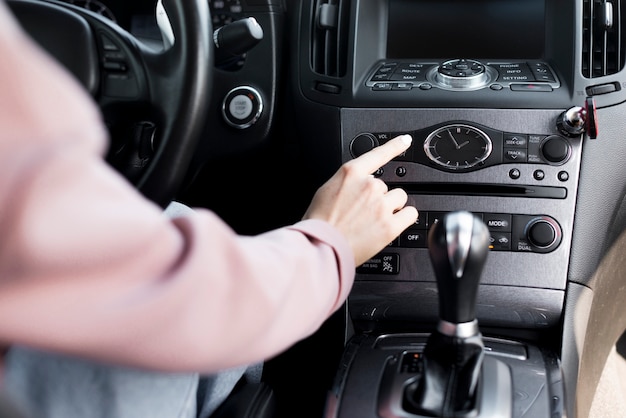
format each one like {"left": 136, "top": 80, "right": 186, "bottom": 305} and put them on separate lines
{"left": 399, "top": 230, "right": 427, "bottom": 248}
{"left": 392, "top": 83, "right": 412, "bottom": 90}
{"left": 489, "top": 232, "right": 511, "bottom": 251}
{"left": 372, "top": 73, "right": 392, "bottom": 81}
{"left": 356, "top": 253, "right": 399, "bottom": 274}
{"left": 483, "top": 213, "right": 512, "bottom": 232}
{"left": 541, "top": 135, "right": 571, "bottom": 164}
{"left": 396, "top": 166, "right": 407, "bottom": 177}
{"left": 228, "top": 95, "right": 253, "bottom": 120}
{"left": 510, "top": 84, "right": 553, "bottom": 92}
{"left": 390, "top": 74, "right": 420, "bottom": 81}
{"left": 534, "top": 170, "right": 545, "bottom": 181}
{"left": 410, "top": 211, "right": 428, "bottom": 230}
{"left": 374, "top": 167, "right": 384, "bottom": 177}
{"left": 419, "top": 83, "right": 433, "bottom": 90}
{"left": 372, "top": 83, "right": 393, "bottom": 91}
{"left": 504, "top": 149, "right": 527, "bottom": 162}
{"left": 490, "top": 84, "right": 504, "bottom": 91}
{"left": 504, "top": 134, "right": 528, "bottom": 148}
{"left": 586, "top": 82, "right": 619, "bottom": 96}
{"left": 222, "top": 86, "right": 263, "bottom": 129}
{"left": 530, "top": 63, "right": 557, "bottom": 82}
{"left": 509, "top": 168, "right": 521, "bottom": 179}
{"left": 350, "top": 133, "right": 378, "bottom": 158}
{"left": 315, "top": 82, "right": 340, "bottom": 94}
{"left": 558, "top": 171, "right": 569, "bottom": 182}
{"left": 427, "top": 212, "right": 449, "bottom": 228}
{"left": 100, "top": 34, "right": 119, "bottom": 51}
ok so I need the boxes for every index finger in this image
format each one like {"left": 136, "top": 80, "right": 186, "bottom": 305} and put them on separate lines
{"left": 350, "top": 134, "right": 413, "bottom": 174}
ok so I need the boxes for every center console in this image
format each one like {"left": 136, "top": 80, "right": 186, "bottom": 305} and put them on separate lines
{"left": 288, "top": 0, "right": 626, "bottom": 417}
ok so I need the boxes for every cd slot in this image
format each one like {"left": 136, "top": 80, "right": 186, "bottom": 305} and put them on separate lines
{"left": 387, "top": 183, "right": 567, "bottom": 199}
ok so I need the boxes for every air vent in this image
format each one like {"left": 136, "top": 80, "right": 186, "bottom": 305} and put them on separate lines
{"left": 582, "top": 0, "right": 624, "bottom": 77}
{"left": 310, "top": 0, "right": 351, "bottom": 77}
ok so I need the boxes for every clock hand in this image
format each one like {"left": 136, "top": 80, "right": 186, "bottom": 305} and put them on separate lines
{"left": 447, "top": 130, "right": 461, "bottom": 149}
{"left": 458, "top": 140, "right": 470, "bottom": 149}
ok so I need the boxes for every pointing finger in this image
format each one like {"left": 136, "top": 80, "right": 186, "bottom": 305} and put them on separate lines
{"left": 350, "top": 134, "right": 412, "bottom": 174}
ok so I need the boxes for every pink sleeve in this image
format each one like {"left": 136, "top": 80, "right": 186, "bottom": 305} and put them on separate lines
{"left": 0, "top": 3, "right": 355, "bottom": 373}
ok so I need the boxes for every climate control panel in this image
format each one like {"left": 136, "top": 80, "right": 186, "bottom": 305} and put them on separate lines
{"left": 357, "top": 211, "right": 562, "bottom": 275}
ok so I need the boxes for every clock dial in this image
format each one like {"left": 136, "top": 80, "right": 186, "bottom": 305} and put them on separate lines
{"left": 424, "top": 124, "right": 493, "bottom": 170}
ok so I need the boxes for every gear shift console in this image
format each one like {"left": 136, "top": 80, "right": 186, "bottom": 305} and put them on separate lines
{"left": 398, "top": 211, "right": 512, "bottom": 417}
{"left": 328, "top": 211, "right": 565, "bottom": 418}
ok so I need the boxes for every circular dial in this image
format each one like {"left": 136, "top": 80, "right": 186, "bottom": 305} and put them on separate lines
{"left": 424, "top": 124, "right": 493, "bottom": 170}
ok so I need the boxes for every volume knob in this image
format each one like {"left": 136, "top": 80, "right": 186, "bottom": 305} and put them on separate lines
{"left": 350, "top": 133, "right": 378, "bottom": 157}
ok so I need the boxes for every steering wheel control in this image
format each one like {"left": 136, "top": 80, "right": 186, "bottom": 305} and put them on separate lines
{"left": 350, "top": 121, "right": 574, "bottom": 172}
{"left": 222, "top": 86, "right": 263, "bottom": 129}
{"left": 367, "top": 59, "right": 559, "bottom": 92}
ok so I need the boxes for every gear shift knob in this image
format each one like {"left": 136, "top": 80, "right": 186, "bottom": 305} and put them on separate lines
{"left": 428, "top": 211, "right": 490, "bottom": 326}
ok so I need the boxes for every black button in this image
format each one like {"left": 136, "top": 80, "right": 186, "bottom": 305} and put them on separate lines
{"left": 586, "top": 83, "right": 618, "bottom": 96}
{"left": 542, "top": 136, "right": 570, "bottom": 163}
{"left": 350, "top": 134, "right": 377, "bottom": 157}
{"left": 484, "top": 213, "right": 512, "bottom": 232}
{"left": 374, "top": 167, "right": 384, "bottom": 177}
{"left": 396, "top": 167, "right": 407, "bottom": 177}
{"left": 392, "top": 83, "right": 412, "bottom": 90}
{"left": 315, "top": 82, "right": 341, "bottom": 94}
{"left": 409, "top": 211, "right": 428, "bottom": 229}
{"left": 504, "top": 134, "right": 528, "bottom": 148}
{"left": 558, "top": 171, "right": 569, "bottom": 182}
{"left": 372, "top": 83, "right": 393, "bottom": 91}
{"left": 534, "top": 170, "right": 545, "bottom": 180}
{"left": 489, "top": 232, "right": 512, "bottom": 251}
{"left": 399, "top": 231, "right": 427, "bottom": 248}
{"left": 509, "top": 168, "right": 521, "bottom": 179}
{"left": 427, "top": 212, "right": 448, "bottom": 228}
{"left": 504, "top": 149, "right": 527, "bottom": 162}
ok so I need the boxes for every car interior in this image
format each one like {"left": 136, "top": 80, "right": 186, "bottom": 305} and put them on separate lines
{"left": 6, "top": 0, "right": 626, "bottom": 417}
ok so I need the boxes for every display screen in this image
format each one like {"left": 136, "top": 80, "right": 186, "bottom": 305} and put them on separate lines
{"left": 386, "top": 0, "right": 545, "bottom": 60}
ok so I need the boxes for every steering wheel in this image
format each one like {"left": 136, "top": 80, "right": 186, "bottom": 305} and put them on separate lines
{"left": 7, "top": 0, "right": 213, "bottom": 207}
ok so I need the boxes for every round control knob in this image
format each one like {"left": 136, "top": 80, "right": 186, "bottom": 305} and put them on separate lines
{"left": 350, "top": 133, "right": 378, "bottom": 157}
{"left": 435, "top": 59, "right": 491, "bottom": 90}
{"left": 525, "top": 216, "right": 562, "bottom": 252}
{"left": 222, "top": 86, "right": 263, "bottom": 129}
{"left": 541, "top": 135, "right": 571, "bottom": 164}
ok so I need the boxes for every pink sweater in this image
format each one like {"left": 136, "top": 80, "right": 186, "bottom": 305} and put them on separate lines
{"left": 0, "top": 2, "right": 354, "bottom": 374}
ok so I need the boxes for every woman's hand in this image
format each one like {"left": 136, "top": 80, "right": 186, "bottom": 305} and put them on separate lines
{"left": 303, "top": 134, "right": 418, "bottom": 266}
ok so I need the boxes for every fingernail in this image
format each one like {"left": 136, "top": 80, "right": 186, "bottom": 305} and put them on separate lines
{"left": 401, "top": 134, "right": 413, "bottom": 145}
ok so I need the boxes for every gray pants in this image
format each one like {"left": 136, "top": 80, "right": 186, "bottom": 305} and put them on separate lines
{"left": 4, "top": 347, "right": 261, "bottom": 418}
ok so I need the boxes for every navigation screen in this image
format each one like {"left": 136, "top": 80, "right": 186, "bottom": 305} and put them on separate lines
{"left": 386, "top": 0, "right": 545, "bottom": 60}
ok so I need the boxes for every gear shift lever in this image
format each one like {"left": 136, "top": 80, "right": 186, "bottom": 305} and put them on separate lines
{"left": 404, "top": 211, "right": 490, "bottom": 417}
{"left": 429, "top": 211, "right": 490, "bottom": 330}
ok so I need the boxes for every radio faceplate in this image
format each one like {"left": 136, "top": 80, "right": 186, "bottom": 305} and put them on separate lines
{"left": 341, "top": 108, "right": 580, "bottom": 329}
